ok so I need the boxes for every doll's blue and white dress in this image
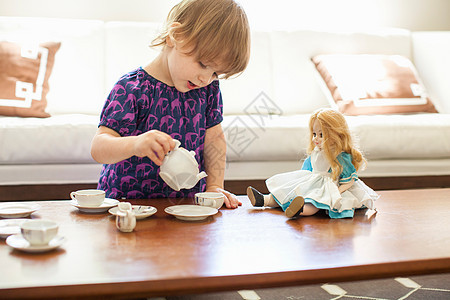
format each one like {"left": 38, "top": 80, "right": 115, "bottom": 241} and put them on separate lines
{"left": 266, "top": 147, "right": 379, "bottom": 218}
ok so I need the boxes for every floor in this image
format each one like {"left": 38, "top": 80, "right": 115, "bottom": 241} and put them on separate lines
{"left": 149, "top": 273, "right": 450, "bottom": 300}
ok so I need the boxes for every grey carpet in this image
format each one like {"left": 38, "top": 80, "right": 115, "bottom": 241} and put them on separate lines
{"left": 154, "top": 273, "right": 450, "bottom": 300}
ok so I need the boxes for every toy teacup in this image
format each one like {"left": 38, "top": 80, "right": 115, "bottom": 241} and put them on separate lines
{"left": 195, "top": 192, "right": 225, "bottom": 209}
{"left": 70, "top": 189, "right": 105, "bottom": 207}
{"left": 21, "top": 219, "right": 58, "bottom": 246}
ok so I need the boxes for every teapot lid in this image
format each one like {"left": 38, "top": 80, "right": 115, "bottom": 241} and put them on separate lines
{"left": 118, "top": 202, "right": 132, "bottom": 211}
{"left": 165, "top": 140, "right": 199, "bottom": 167}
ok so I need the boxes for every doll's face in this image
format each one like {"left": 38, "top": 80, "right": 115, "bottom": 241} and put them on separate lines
{"left": 312, "top": 119, "right": 324, "bottom": 150}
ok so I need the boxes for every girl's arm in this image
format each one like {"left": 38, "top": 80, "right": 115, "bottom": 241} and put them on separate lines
{"left": 204, "top": 123, "right": 241, "bottom": 209}
{"left": 338, "top": 179, "right": 354, "bottom": 194}
{"left": 90, "top": 126, "right": 174, "bottom": 166}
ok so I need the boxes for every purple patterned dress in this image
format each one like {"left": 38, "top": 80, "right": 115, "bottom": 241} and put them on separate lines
{"left": 97, "top": 67, "right": 223, "bottom": 199}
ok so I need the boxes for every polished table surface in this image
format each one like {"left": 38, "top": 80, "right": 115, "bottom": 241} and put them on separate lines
{"left": 1, "top": 188, "right": 450, "bottom": 299}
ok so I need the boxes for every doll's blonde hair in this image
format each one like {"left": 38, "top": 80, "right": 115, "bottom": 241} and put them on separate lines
{"left": 307, "top": 108, "right": 366, "bottom": 181}
{"left": 151, "top": 0, "right": 251, "bottom": 79}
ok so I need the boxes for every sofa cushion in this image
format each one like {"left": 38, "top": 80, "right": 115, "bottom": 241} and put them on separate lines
{"left": 0, "top": 114, "right": 98, "bottom": 164}
{"left": 3, "top": 112, "right": 447, "bottom": 168}
{"left": 312, "top": 54, "right": 438, "bottom": 115}
{"left": 222, "top": 114, "right": 310, "bottom": 162}
{"left": 0, "top": 41, "right": 60, "bottom": 117}
{"left": 346, "top": 113, "right": 450, "bottom": 159}
{"left": 0, "top": 17, "right": 106, "bottom": 115}
{"left": 269, "top": 28, "right": 412, "bottom": 115}
{"left": 220, "top": 31, "right": 274, "bottom": 115}
{"left": 218, "top": 29, "right": 414, "bottom": 116}
{"left": 104, "top": 21, "right": 161, "bottom": 92}
{"left": 223, "top": 113, "right": 450, "bottom": 162}
{"left": 412, "top": 31, "right": 450, "bottom": 114}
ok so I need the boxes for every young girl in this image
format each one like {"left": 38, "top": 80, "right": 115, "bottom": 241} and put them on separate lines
{"left": 90, "top": 0, "right": 250, "bottom": 208}
{"left": 247, "top": 108, "right": 379, "bottom": 218}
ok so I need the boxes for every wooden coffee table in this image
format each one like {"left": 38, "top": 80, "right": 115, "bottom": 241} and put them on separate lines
{"left": 1, "top": 188, "right": 449, "bottom": 299}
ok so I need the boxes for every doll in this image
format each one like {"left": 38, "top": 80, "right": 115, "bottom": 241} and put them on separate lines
{"left": 247, "top": 108, "right": 379, "bottom": 219}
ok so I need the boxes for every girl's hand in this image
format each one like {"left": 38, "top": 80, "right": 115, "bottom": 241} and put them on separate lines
{"left": 134, "top": 130, "right": 175, "bottom": 165}
{"left": 206, "top": 187, "right": 241, "bottom": 209}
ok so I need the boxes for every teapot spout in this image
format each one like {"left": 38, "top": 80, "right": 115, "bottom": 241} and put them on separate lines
{"left": 197, "top": 171, "right": 208, "bottom": 180}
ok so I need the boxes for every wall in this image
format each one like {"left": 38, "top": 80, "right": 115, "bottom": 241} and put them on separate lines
{"left": 1, "top": 0, "right": 450, "bottom": 31}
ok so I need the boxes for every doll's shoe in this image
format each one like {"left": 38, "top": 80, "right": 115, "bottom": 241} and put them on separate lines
{"left": 285, "top": 196, "right": 305, "bottom": 218}
{"left": 247, "top": 186, "right": 264, "bottom": 207}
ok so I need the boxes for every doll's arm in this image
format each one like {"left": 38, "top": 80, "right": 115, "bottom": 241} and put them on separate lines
{"left": 338, "top": 179, "right": 354, "bottom": 194}
{"left": 204, "top": 123, "right": 241, "bottom": 209}
{"left": 301, "top": 156, "right": 313, "bottom": 171}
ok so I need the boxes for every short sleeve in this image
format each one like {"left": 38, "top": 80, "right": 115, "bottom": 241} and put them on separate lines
{"left": 337, "top": 152, "right": 358, "bottom": 183}
{"left": 205, "top": 80, "right": 223, "bottom": 129}
{"left": 301, "top": 156, "right": 313, "bottom": 171}
{"left": 99, "top": 81, "right": 138, "bottom": 136}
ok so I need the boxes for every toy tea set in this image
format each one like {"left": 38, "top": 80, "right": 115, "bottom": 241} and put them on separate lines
{"left": 68, "top": 140, "right": 223, "bottom": 225}
{"left": 1, "top": 140, "right": 224, "bottom": 252}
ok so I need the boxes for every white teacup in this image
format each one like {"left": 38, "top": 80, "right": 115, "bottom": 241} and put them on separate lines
{"left": 195, "top": 192, "right": 225, "bottom": 209}
{"left": 21, "top": 219, "right": 58, "bottom": 246}
{"left": 70, "top": 189, "right": 105, "bottom": 207}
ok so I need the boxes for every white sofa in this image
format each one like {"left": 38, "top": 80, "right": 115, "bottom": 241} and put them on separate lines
{"left": 1, "top": 17, "right": 450, "bottom": 198}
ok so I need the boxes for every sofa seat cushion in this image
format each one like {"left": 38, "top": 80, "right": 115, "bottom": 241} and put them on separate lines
{"left": 346, "top": 113, "right": 450, "bottom": 159}
{"left": 223, "top": 113, "right": 450, "bottom": 162}
{"left": 222, "top": 114, "right": 310, "bottom": 162}
{"left": 2, "top": 112, "right": 449, "bottom": 166}
{"left": 0, "top": 114, "right": 98, "bottom": 164}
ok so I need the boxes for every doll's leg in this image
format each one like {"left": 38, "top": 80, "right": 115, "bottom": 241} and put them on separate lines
{"left": 286, "top": 200, "right": 319, "bottom": 218}
{"left": 263, "top": 194, "right": 278, "bottom": 207}
{"left": 300, "top": 204, "right": 320, "bottom": 216}
{"left": 247, "top": 186, "right": 264, "bottom": 206}
{"left": 285, "top": 196, "right": 305, "bottom": 218}
{"left": 247, "top": 186, "right": 279, "bottom": 207}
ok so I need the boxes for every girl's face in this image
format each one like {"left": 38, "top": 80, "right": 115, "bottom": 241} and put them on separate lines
{"left": 166, "top": 40, "right": 224, "bottom": 93}
{"left": 312, "top": 119, "right": 324, "bottom": 150}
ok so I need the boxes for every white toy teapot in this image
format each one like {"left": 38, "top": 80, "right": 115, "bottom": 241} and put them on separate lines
{"left": 159, "top": 139, "right": 207, "bottom": 191}
{"left": 115, "top": 202, "right": 136, "bottom": 233}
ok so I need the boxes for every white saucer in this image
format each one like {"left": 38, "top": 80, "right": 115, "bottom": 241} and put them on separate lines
{"left": 109, "top": 205, "right": 157, "bottom": 220}
{"left": 70, "top": 198, "right": 119, "bottom": 213}
{"left": 0, "top": 219, "right": 28, "bottom": 238}
{"left": 0, "top": 203, "right": 40, "bottom": 219}
{"left": 6, "top": 234, "right": 66, "bottom": 253}
{"left": 164, "top": 205, "right": 218, "bottom": 221}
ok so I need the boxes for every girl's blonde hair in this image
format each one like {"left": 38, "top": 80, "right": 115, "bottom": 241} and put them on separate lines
{"left": 307, "top": 108, "right": 366, "bottom": 181}
{"left": 151, "top": 0, "right": 251, "bottom": 79}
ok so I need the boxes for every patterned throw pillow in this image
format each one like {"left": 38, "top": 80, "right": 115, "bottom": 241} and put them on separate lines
{"left": 0, "top": 41, "right": 61, "bottom": 117}
{"left": 312, "top": 54, "right": 438, "bottom": 115}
